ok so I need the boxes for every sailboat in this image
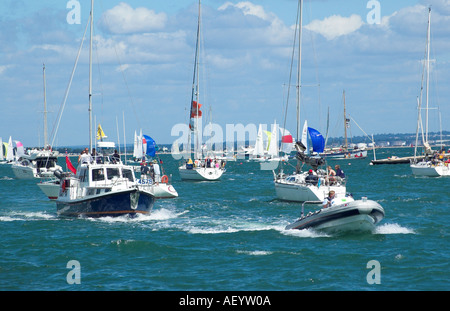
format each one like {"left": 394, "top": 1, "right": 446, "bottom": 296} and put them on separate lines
{"left": 321, "top": 90, "right": 368, "bottom": 159}
{"left": 178, "top": 0, "right": 225, "bottom": 181}
{"left": 410, "top": 7, "right": 449, "bottom": 177}
{"left": 12, "top": 64, "right": 62, "bottom": 179}
{"left": 273, "top": 0, "right": 347, "bottom": 203}
{"left": 252, "top": 121, "right": 289, "bottom": 170}
{"left": 137, "top": 134, "right": 178, "bottom": 199}
{"left": 55, "top": 0, "right": 155, "bottom": 217}
{"left": 0, "top": 137, "right": 5, "bottom": 164}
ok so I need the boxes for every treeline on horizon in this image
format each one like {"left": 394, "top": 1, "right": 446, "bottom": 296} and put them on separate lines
{"left": 51, "top": 131, "right": 449, "bottom": 154}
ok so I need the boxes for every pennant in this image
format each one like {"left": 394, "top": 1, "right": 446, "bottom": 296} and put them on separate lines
{"left": 97, "top": 124, "right": 107, "bottom": 140}
{"left": 66, "top": 156, "right": 76, "bottom": 174}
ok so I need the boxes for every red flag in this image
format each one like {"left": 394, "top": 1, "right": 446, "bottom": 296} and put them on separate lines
{"left": 190, "top": 101, "right": 202, "bottom": 118}
{"left": 66, "top": 156, "right": 76, "bottom": 174}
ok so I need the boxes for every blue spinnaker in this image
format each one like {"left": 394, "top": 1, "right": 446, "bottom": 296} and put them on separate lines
{"left": 307, "top": 127, "right": 325, "bottom": 153}
{"left": 143, "top": 135, "right": 157, "bottom": 157}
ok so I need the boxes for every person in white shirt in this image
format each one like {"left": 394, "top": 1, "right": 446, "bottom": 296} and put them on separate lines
{"left": 322, "top": 190, "right": 336, "bottom": 208}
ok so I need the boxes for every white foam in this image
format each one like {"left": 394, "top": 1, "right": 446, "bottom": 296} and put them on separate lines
{"left": 375, "top": 223, "right": 415, "bottom": 234}
{"left": 187, "top": 226, "right": 239, "bottom": 234}
{"left": 1, "top": 211, "right": 56, "bottom": 221}
{"left": 281, "top": 227, "right": 330, "bottom": 238}
{"left": 90, "top": 208, "right": 187, "bottom": 223}
{"left": 0, "top": 216, "right": 16, "bottom": 222}
{"left": 237, "top": 250, "right": 273, "bottom": 256}
{"left": 147, "top": 208, "right": 187, "bottom": 221}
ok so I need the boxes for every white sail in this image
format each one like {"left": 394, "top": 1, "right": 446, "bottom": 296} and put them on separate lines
{"left": 15, "top": 141, "right": 25, "bottom": 157}
{"left": 0, "top": 137, "right": 3, "bottom": 161}
{"left": 267, "top": 121, "right": 278, "bottom": 157}
{"left": 279, "top": 127, "right": 293, "bottom": 154}
{"left": 133, "top": 130, "right": 144, "bottom": 159}
{"left": 6, "top": 136, "right": 14, "bottom": 161}
{"left": 253, "top": 124, "right": 265, "bottom": 157}
{"left": 301, "top": 120, "right": 308, "bottom": 154}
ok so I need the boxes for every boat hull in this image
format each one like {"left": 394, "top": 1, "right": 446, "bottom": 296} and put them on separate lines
{"left": 37, "top": 180, "right": 60, "bottom": 200}
{"left": 274, "top": 179, "right": 346, "bottom": 202}
{"left": 137, "top": 179, "right": 179, "bottom": 199}
{"left": 321, "top": 150, "right": 367, "bottom": 159}
{"left": 56, "top": 189, "right": 154, "bottom": 218}
{"left": 286, "top": 199, "right": 384, "bottom": 234}
{"left": 11, "top": 165, "right": 37, "bottom": 179}
{"left": 179, "top": 166, "right": 224, "bottom": 181}
{"left": 411, "top": 162, "right": 450, "bottom": 177}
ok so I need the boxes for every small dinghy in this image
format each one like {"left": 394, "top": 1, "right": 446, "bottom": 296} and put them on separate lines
{"left": 285, "top": 196, "right": 385, "bottom": 234}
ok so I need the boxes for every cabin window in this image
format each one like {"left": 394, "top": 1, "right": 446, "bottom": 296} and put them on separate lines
{"left": 122, "top": 169, "right": 134, "bottom": 182}
{"left": 92, "top": 168, "right": 105, "bottom": 181}
{"left": 36, "top": 157, "right": 57, "bottom": 169}
{"left": 106, "top": 168, "right": 120, "bottom": 180}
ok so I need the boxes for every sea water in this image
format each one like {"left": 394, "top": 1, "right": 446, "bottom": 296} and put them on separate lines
{"left": 0, "top": 147, "right": 448, "bottom": 291}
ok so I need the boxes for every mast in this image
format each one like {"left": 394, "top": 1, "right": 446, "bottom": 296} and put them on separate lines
{"left": 343, "top": 90, "right": 348, "bottom": 151}
{"left": 425, "top": 6, "right": 431, "bottom": 144}
{"left": 196, "top": 0, "right": 201, "bottom": 160}
{"left": 188, "top": 0, "right": 202, "bottom": 160}
{"left": 88, "top": 0, "right": 94, "bottom": 152}
{"left": 296, "top": 0, "right": 303, "bottom": 141}
{"left": 43, "top": 63, "right": 48, "bottom": 148}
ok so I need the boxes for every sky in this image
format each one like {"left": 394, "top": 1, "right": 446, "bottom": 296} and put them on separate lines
{"left": 0, "top": 0, "right": 449, "bottom": 148}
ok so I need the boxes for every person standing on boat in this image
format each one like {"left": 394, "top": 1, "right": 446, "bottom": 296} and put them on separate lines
{"left": 79, "top": 148, "right": 92, "bottom": 164}
{"left": 111, "top": 149, "right": 120, "bottom": 164}
{"left": 153, "top": 160, "right": 161, "bottom": 183}
{"left": 140, "top": 161, "right": 150, "bottom": 182}
{"left": 322, "top": 190, "right": 336, "bottom": 208}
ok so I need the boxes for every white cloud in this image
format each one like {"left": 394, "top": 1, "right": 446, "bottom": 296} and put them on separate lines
{"left": 218, "top": 1, "right": 272, "bottom": 21}
{"left": 0, "top": 65, "right": 13, "bottom": 75}
{"left": 100, "top": 2, "right": 167, "bottom": 34}
{"left": 305, "top": 14, "right": 364, "bottom": 40}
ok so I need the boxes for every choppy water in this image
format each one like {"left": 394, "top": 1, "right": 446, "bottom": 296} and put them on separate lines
{"left": 0, "top": 147, "right": 448, "bottom": 291}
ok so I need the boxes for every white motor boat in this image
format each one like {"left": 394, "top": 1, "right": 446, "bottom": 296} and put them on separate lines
{"left": 54, "top": 1, "right": 155, "bottom": 218}
{"left": 55, "top": 155, "right": 155, "bottom": 218}
{"left": 285, "top": 196, "right": 385, "bottom": 234}
{"left": 12, "top": 149, "right": 62, "bottom": 179}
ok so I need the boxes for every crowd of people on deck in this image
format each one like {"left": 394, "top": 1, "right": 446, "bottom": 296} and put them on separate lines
{"left": 77, "top": 148, "right": 121, "bottom": 165}
{"left": 184, "top": 157, "right": 226, "bottom": 170}
{"left": 140, "top": 159, "right": 161, "bottom": 184}
{"left": 428, "top": 149, "right": 450, "bottom": 166}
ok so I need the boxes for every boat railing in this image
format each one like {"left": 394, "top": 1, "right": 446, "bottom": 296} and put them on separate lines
{"left": 301, "top": 201, "right": 322, "bottom": 217}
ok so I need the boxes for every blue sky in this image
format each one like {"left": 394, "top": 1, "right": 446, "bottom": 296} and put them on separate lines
{"left": 0, "top": 0, "right": 449, "bottom": 147}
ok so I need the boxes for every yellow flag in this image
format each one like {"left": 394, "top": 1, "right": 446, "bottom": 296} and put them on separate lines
{"left": 97, "top": 124, "right": 107, "bottom": 140}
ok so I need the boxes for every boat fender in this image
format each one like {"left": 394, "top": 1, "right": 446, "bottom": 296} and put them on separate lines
{"left": 161, "top": 175, "right": 168, "bottom": 183}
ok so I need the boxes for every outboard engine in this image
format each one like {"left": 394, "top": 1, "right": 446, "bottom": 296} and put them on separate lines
{"left": 54, "top": 169, "right": 63, "bottom": 180}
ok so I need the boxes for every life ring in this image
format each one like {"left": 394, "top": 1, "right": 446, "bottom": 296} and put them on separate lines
{"left": 161, "top": 175, "right": 169, "bottom": 183}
